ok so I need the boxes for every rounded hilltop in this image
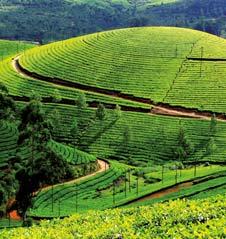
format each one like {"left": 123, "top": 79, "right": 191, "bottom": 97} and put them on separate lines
{"left": 18, "top": 26, "right": 226, "bottom": 113}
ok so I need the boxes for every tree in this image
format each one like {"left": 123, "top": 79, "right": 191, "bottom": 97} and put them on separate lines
{"left": 16, "top": 96, "right": 72, "bottom": 221}
{"left": 49, "top": 108, "right": 61, "bottom": 139}
{"left": 70, "top": 118, "right": 78, "bottom": 156}
{"left": 173, "top": 125, "right": 193, "bottom": 164}
{"left": 52, "top": 89, "right": 62, "bottom": 103}
{"left": 209, "top": 114, "right": 217, "bottom": 137}
{"left": 77, "top": 92, "right": 87, "bottom": 110}
{"left": 204, "top": 114, "right": 217, "bottom": 161}
{"left": 95, "top": 103, "right": 106, "bottom": 121}
{"left": 114, "top": 104, "right": 121, "bottom": 120}
{"left": 0, "top": 83, "right": 15, "bottom": 120}
{"left": 122, "top": 125, "right": 132, "bottom": 162}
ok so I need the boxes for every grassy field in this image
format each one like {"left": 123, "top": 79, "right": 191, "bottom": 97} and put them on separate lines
{"left": 1, "top": 195, "right": 225, "bottom": 238}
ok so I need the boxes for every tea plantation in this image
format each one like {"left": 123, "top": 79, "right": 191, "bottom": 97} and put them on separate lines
{"left": 0, "top": 27, "right": 226, "bottom": 236}
{"left": 1, "top": 195, "right": 225, "bottom": 239}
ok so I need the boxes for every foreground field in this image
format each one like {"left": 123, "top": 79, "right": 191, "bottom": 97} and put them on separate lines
{"left": 1, "top": 195, "right": 225, "bottom": 239}
{"left": 30, "top": 164, "right": 226, "bottom": 218}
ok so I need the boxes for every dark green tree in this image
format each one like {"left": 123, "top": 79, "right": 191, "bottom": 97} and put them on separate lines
{"left": 95, "top": 103, "right": 106, "bottom": 121}
{"left": 52, "top": 89, "right": 62, "bottom": 103}
{"left": 0, "top": 83, "right": 15, "bottom": 120}
{"left": 209, "top": 114, "right": 217, "bottom": 137}
{"left": 16, "top": 96, "right": 72, "bottom": 222}
{"left": 70, "top": 118, "right": 78, "bottom": 156}
{"left": 77, "top": 92, "right": 87, "bottom": 110}
{"left": 173, "top": 125, "right": 193, "bottom": 164}
{"left": 122, "top": 125, "right": 132, "bottom": 162}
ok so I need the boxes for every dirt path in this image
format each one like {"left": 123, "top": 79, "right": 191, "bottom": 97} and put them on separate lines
{"left": 36, "top": 159, "right": 109, "bottom": 194}
{"left": 11, "top": 56, "right": 226, "bottom": 122}
{"left": 137, "top": 182, "right": 192, "bottom": 203}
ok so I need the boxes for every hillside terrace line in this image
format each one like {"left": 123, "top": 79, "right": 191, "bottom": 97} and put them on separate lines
{"left": 12, "top": 56, "right": 226, "bottom": 122}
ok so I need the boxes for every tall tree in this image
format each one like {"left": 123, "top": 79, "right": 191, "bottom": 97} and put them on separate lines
{"left": 95, "top": 103, "right": 106, "bottom": 121}
{"left": 77, "top": 92, "right": 87, "bottom": 110}
{"left": 114, "top": 104, "right": 122, "bottom": 120}
{"left": 122, "top": 125, "right": 132, "bottom": 162}
{"left": 70, "top": 118, "right": 78, "bottom": 157}
{"left": 0, "top": 83, "right": 15, "bottom": 120}
{"left": 173, "top": 125, "right": 193, "bottom": 164}
{"left": 16, "top": 95, "right": 72, "bottom": 222}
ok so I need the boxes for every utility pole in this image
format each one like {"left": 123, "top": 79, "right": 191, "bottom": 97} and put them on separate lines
{"left": 124, "top": 171, "right": 127, "bottom": 198}
{"left": 75, "top": 184, "right": 78, "bottom": 213}
{"left": 128, "top": 169, "right": 131, "bottom": 193}
{"left": 200, "top": 47, "right": 204, "bottom": 78}
{"left": 51, "top": 185, "right": 54, "bottom": 212}
{"left": 136, "top": 176, "right": 139, "bottom": 196}
{"left": 113, "top": 181, "right": 116, "bottom": 205}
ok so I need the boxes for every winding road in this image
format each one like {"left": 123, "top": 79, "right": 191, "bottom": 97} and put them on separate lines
{"left": 35, "top": 159, "right": 109, "bottom": 194}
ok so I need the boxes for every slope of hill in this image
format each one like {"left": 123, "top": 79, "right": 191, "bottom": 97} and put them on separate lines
{"left": 1, "top": 27, "right": 226, "bottom": 224}
{"left": 0, "top": 119, "right": 98, "bottom": 213}
{"left": 0, "top": 40, "right": 34, "bottom": 60}
{"left": 18, "top": 27, "right": 226, "bottom": 113}
{"left": 1, "top": 195, "right": 225, "bottom": 238}
{"left": 2, "top": 27, "right": 226, "bottom": 165}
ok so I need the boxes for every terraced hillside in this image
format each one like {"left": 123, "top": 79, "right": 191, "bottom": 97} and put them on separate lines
{"left": 0, "top": 119, "right": 98, "bottom": 208}
{"left": 15, "top": 27, "right": 226, "bottom": 113}
{"left": 1, "top": 27, "right": 226, "bottom": 222}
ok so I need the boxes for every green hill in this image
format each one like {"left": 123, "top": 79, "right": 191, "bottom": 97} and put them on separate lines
{"left": 1, "top": 27, "right": 226, "bottom": 222}
{"left": 17, "top": 27, "right": 226, "bottom": 113}
{"left": 2, "top": 27, "right": 226, "bottom": 165}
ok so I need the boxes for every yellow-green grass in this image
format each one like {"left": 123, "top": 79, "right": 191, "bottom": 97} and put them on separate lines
{"left": 2, "top": 195, "right": 226, "bottom": 239}
{"left": 0, "top": 40, "right": 34, "bottom": 61}
{"left": 18, "top": 27, "right": 226, "bottom": 113}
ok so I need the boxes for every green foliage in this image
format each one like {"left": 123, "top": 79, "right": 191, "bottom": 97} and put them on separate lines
{"left": 95, "top": 103, "right": 106, "bottom": 121}
{"left": 173, "top": 125, "right": 193, "bottom": 163}
{"left": 114, "top": 104, "right": 122, "bottom": 119}
{"left": 52, "top": 89, "right": 62, "bottom": 103}
{"left": 77, "top": 93, "right": 87, "bottom": 110}
{"left": 2, "top": 195, "right": 226, "bottom": 238}
{"left": 0, "top": 83, "right": 15, "bottom": 120}
{"left": 209, "top": 114, "right": 217, "bottom": 136}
